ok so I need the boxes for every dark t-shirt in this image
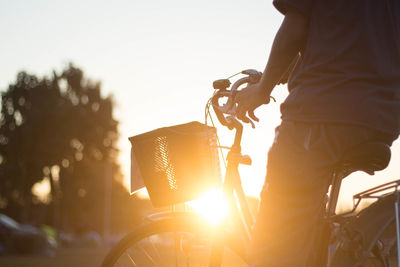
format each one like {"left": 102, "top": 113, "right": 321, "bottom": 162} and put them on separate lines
{"left": 274, "top": 0, "right": 400, "bottom": 134}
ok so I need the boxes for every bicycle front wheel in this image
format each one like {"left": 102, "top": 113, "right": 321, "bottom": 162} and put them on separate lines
{"left": 101, "top": 216, "right": 247, "bottom": 267}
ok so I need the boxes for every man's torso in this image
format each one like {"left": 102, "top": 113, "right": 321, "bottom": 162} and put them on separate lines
{"left": 275, "top": 0, "right": 400, "bottom": 134}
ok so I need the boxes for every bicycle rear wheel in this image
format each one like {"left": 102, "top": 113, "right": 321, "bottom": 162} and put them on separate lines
{"left": 330, "top": 223, "right": 398, "bottom": 267}
{"left": 101, "top": 216, "right": 247, "bottom": 267}
{"left": 331, "top": 194, "right": 400, "bottom": 267}
{"left": 366, "top": 220, "right": 398, "bottom": 267}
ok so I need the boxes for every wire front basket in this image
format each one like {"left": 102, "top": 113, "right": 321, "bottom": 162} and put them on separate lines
{"left": 129, "top": 121, "right": 221, "bottom": 207}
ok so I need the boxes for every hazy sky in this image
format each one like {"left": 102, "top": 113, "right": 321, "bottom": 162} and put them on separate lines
{"left": 1, "top": 0, "right": 399, "bottom": 208}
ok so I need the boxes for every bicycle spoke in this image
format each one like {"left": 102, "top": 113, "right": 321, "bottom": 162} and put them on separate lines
{"left": 126, "top": 252, "right": 138, "bottom": 267}
{"left": 136, "top": 243, "right": 159, "bottom": 266}
{"left": 181, "top": 233, "right": 193, "bottom": 267}
{"left": 148, "top": 236, "right": 162, "bottom": 263}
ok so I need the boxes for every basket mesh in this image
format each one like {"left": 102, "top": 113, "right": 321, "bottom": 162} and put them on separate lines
{"left": 129, "top": 121, "right": 221, "bottom": 207}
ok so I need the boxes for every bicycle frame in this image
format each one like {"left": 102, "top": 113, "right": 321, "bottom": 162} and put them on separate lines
{"left": 209, "top": 116, "right": 400, "bottom": 267}
{"left": 215, "top": 118, "right": 346, "bottom": 266}
{"left": 208, "top": 115, "right": 353, "bottom": 266}
{"left": 208, "top": 118, "right": 254, "bottom": 266}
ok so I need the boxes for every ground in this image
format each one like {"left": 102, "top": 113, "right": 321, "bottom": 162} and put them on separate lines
{"left": 0, "top": 247, "right": 109, "bottom": 267}
{"left": 0, "top": 247, "right": 248, "bottom": 266}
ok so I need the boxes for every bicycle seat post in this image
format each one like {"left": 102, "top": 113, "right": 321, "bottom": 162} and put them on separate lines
{"left": 395, "top": 187, "right": 400, "bottom": 265}
{"left": 327, "top": 171, "right": 343, "bottom": 216}
{"left": 312, "top": 171, "right": 344, "bottom": 267}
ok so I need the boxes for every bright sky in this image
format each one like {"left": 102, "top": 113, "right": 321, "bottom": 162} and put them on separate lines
{"left": 1, "top": 0, "right": 399, "bottom": 209}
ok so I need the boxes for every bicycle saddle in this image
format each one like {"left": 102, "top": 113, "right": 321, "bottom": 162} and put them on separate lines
{"left": 338, "top": 142, "right": 391, "bottom": 178}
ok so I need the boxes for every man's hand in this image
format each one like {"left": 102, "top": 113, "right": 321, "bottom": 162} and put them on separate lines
{"left": 235, "top": 82, "right": 270, "bottom": 127}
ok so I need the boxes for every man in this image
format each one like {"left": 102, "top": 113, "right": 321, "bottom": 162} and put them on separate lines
{"left": 235, "top": 0, "right": 400, "bottom": 266}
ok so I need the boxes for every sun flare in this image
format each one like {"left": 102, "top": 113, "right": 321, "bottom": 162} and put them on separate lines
{"left": 187, "top": 188, "right": 230, "bottom": 226}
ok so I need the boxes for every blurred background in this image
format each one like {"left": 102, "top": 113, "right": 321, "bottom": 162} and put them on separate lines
{"left": 0, "top": 0, "right": 399, "bottom": 266}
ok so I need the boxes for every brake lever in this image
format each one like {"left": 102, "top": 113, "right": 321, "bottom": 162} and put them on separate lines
{"left": 242, "top": 69, "right": 262, "bottom": 84}
{"left": 246, "top": 117, "right": 256, "bottom": 129}
{"left": 220, "top": 96, "right": 256, "bottom": 129}
{"left": 217, "top": 92, "right": 236, "bottom": 115}
{"left": 241, "top": 69, "right": 261, "bottom": 76}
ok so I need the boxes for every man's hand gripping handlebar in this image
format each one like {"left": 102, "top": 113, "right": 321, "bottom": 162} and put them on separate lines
{"left": 211, "top": 69, "right": 275, "bottom": 129}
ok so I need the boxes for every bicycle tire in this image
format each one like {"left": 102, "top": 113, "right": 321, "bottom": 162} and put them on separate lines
{"left": 101, "top": 216, "right": 247, "bottom": 267}
{"left": 371, "top": 220, "right": 398, "bottom": 267}
{"left": 331, "top": 194, "right": 399, "bottom": 267}
{"left": 349, "top": 221, "right": 398, "bottom": 267}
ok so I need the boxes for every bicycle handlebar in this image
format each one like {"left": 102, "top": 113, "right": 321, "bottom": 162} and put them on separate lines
{"left": 211, "top": 69, "right": 262, "bottom": 130}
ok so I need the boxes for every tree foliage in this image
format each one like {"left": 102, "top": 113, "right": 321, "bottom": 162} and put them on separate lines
{"left": 0, "top": 64, "right": 127, "bottom": 232}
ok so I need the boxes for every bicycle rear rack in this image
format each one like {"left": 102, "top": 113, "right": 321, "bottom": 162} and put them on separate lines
{"left": 352, "top": 179, "right": 400, "bottom": 208}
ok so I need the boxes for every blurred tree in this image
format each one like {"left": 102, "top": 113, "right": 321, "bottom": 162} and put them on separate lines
{"left": 0, "top": 64, "right": 124, "bottom": 233}
{"left": 55, "top": 65, "right": 120, "bottom": 232}
{"left": 0, "top": 71, "right": 68, "bottom": 221}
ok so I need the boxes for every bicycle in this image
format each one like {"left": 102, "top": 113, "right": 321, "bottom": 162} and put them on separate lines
{"left": 102, "top": 69, "right": 400, "bottom": 267}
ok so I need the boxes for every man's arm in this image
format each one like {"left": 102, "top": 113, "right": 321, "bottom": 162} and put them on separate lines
{"left": 259, "top": 9, "right": 308, "bottom": 95}
{"left": 236, "top": 9, "right": 309, "bottom": 123}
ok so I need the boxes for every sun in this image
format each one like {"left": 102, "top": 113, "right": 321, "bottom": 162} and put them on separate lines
{"left": 187, "top": 188, "right": 230, "bottom": 226}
